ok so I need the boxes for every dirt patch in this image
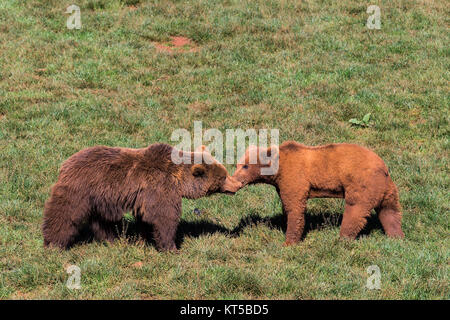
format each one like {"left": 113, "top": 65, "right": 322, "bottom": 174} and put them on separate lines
{"left": 131, "top": 261, "right": 143, "bottom": 268}
{"left": 186, "top": 101, "right": 211, "bottom": 113}
{"left": 153, "top": 36, "right": 198, "bottom": 53}
{"left": 171, "top": 36, "right": 191, "bottom": 47}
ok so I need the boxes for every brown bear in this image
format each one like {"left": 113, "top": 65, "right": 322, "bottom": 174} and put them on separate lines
{"left": 232, "top": 141, "right": 404, "bottom": 246}
{"left": 42, "top": 143, "right": 241, "bottom": 251}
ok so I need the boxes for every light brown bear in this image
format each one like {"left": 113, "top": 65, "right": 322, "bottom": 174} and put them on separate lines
{"left": 232, "top": 141, "right": 404, "bottom": 246}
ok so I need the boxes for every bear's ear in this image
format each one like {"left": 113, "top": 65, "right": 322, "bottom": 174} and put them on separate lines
{"left": 261, "top": 145, "right": 279, "bottom": 160}
{"left": 247, "top": 145, "right": 258, "bottom": 153}
{"left": 259, "top": 145, "right": 279, "bottom": 175}
{"left": 191, "top": 164, "right": 206, "bottom": 177}
{"left": 195, "top": 145, "right": 210, "bottom": 154}
{"left": 245, "top": 145, "right": 259, "bottom": 165}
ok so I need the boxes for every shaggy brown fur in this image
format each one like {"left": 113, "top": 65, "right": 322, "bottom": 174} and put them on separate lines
{"left": 232, "top": 141, "right": 404, "bottom": 246}
{"left": 42, "top": 144, "right": 241, "bottom": 251}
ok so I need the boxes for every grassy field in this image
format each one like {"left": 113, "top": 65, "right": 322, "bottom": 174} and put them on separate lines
{"left": 0, "top": 0, "right": 448, "bottom": 299}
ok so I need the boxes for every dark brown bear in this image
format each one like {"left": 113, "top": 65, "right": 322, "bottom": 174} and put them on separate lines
{"left": 42, "top": 144, "right": 241, "bottom": 251}
{"left": 232, "top": 142, "right": 404, "bottom": 246}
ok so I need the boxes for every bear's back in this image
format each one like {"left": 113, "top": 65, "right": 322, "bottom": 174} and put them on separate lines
{"left": 279, "top": 141, "right": 388, "bottom": 178}
{"left": 61, "top": 146, "right": 130, "bottom": 171}
{"left": 57, "top": 143, "right": 177, "bottom": 185}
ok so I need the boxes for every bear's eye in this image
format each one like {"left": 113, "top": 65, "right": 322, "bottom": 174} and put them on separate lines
{"left": 243, "top": 165, "right": 248, "bottom": 169}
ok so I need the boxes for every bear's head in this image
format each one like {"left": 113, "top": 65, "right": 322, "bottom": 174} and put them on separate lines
{"left": 179, "top": 146, "right": 242, "bottom": 199}
{"left": 232, "top": 145, "right": 279, "bottom": 188}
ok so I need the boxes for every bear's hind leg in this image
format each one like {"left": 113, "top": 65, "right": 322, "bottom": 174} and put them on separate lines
{"left": 376, "top": 207, "right": 404, "bottom": 238}
{"left": 42, "top": 189, "right": 90, "bottom": 249}
{"left": 43, "top": 218, "right": 79, "bottom": 249}
{"left": 340, "top": 203, "right": 372, "bottom": 240}
{"left": 375, "top": 181, "right": 404, "bottom": 238}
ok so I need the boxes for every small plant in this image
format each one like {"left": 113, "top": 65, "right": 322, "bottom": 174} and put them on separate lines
{"left": 119, "top": 212, "right": 136, "bottom": 238}
{"left": 349, "top": 113, "right": 372, "bottom": 127}
{"left": 122, "top": 212, "right": 135, "bottom": 223}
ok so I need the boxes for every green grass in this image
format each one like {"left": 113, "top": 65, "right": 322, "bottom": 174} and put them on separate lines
{"left": 0, "top": 0, "right": 448, "bottom": 299}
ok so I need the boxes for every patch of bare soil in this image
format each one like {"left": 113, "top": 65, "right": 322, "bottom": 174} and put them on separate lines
{"left": 153, "top": 36, "right": 199, "bottom": 53}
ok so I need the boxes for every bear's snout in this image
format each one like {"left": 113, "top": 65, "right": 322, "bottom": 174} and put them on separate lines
{"left": 221, "top": 176, "right": 242, "bottom": 194}
{"left": 231, "top": 166, "right": 250, "bottom": 187}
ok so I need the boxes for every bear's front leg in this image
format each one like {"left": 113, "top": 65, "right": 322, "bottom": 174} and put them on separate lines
{"left": 279, "top": 188, "right": 308, "bottom": 246}
{"left": 140, "top": 193, "right": 181, "bottom": 252}
{"left": 151, "top": 216, "right": 179, "bottom": 251}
